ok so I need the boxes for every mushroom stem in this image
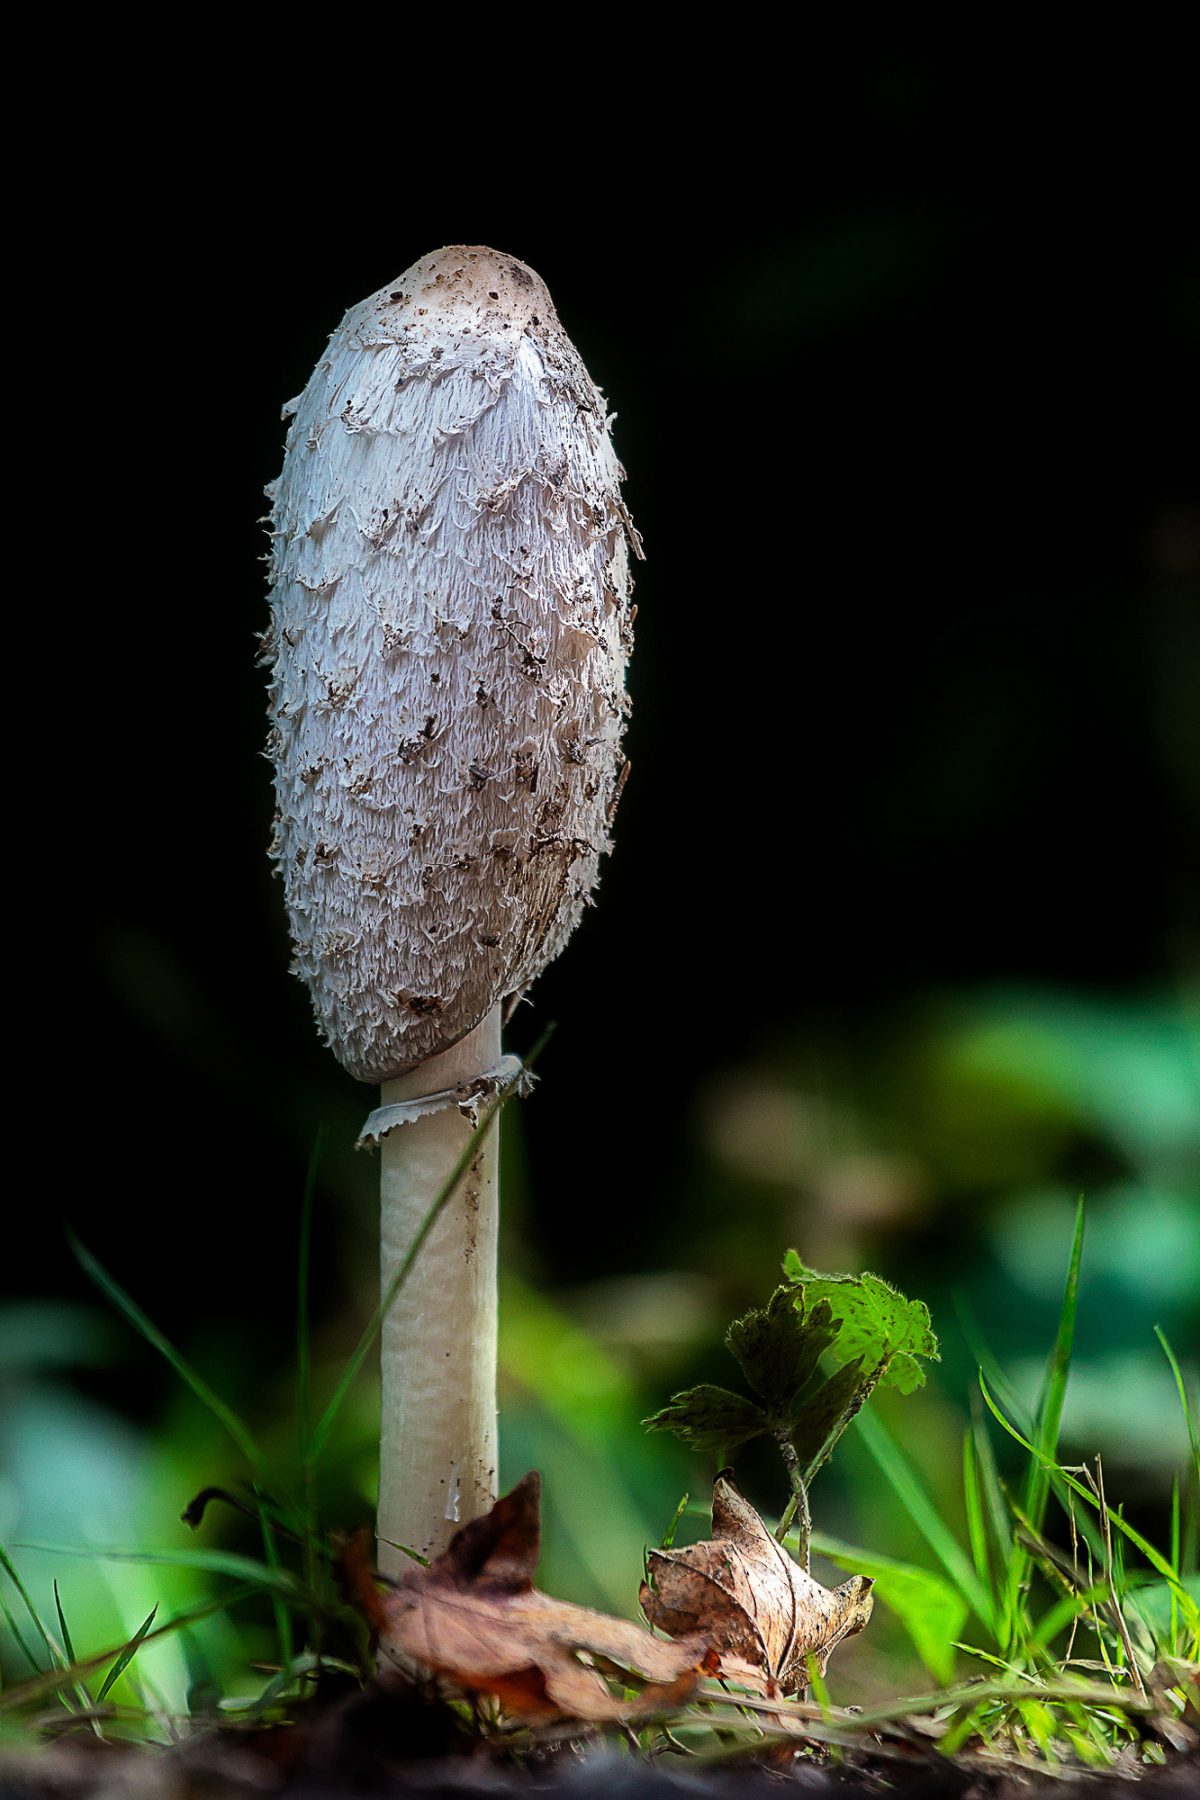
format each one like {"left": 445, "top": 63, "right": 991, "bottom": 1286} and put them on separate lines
{"left": 377, "top": 1005, "right": 502, "bottom": 1572}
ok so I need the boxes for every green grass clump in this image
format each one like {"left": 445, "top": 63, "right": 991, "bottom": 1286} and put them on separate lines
{"left": 656, "top": 1202, "right": 1198, "bottom": 1769}
{"left": 2, "top": 1181, "right": 1196, "bottom": 1776}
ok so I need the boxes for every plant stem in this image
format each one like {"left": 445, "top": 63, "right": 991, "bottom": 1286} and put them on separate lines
{"left": 774, "top": 1360, "right": 893, "bottom": 1559}
{"left": 774, "top": 1430, "right": 811, "bottom": 1568}
{"left": 377, "top": 1008, "right": 502, "bottom": 1574}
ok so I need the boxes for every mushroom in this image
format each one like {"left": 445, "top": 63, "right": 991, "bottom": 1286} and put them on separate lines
{"left": 263, "top": 247, "right": 637, "bottom": 1570}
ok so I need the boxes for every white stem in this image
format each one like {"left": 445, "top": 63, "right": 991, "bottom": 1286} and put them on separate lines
{"left": 377, "top": 1006, "right": 501, "bottom": 1573}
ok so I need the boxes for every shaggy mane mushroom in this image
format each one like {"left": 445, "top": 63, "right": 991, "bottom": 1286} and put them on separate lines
{"left": 264, "top": 246, "right": 637, "bottom": 1570}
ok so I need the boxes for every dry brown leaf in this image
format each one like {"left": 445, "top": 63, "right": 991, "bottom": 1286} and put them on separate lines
{"left": 640, "top": 1474, "right": 874, "bottom": 1698}
{"left": 347, "top": 1472, "right": 712, "bottom": 1723}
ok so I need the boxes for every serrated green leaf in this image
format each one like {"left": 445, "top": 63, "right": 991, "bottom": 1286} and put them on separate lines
{"left": 785, "top": 1257, "right": 939, "bottom": 1381}
{"left": 885, "top": 1353, "right": 928, "bottom": 1394}
{"left": 725, "top": 1288, "right": 835, "bottom": 1411}
{"left": 642, "top": 1385, "right": 768, "bottom": 1452}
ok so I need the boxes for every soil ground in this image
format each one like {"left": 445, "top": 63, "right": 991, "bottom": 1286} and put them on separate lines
{"left": 2, "top": 1684, "right": 1196, "bottom": 1799}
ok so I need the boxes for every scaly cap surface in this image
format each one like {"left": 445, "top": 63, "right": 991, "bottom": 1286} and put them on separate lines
{"left": 264, "top": 248, "right": 637, "bottom": 1081}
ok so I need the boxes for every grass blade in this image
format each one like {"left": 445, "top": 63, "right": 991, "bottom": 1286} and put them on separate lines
{"left": 0, "top": 1587, "right": 254, "bottom": 1712}
{"left": 217, "top": 1651, "right": 361, "bottom": 1718}
{"left": 256, "top": 1502, "right": 294, "bottom": 1675}
{"left": 848, "top": 1674, "right": 1164, "bottom": 1730}
{"left": 970, "top": 1401, "right": 1013, "bottom": 1556}
{"left": 952, "top": 1292, "right": 1038, "bottom": 1440}
{"left": 962, "top": 1431, "right": 992, "bottom": 1592}
{"left": 53, "top": 1581, "right": 95, "bottom": 1720}
{"left": 0, "top": 1544, "right": 58, "bottom": 1665}
{"left": 661, "top": 1492, "right": 689, "bottom": 1550}
{"left": 1170, "top": 1475, "right": 1180, "bottom": 1651}
{"left": 296, "top": 1127, "right": 327, "bottom": 1632}
{"left": 1030, "top": 1198, "right": 1085, "bottom": 1523}
{"left": 18, "top": 1542, "right": 310, "bottom": 1606}
{"left": 853, "top": 1408, "right": 995, "bottom": 1632}
{"left": 0, "top": 1590, "right": 42, "bottom": 1677}
{"left": 95, "top": 1605, "right": 158, "bottom": 1702}
{"left": 2, "top": 1551, "right": 133, "bottom": 1722}
{"left": 1000, "top": 1196, "right": 1084, "bottom": 1648}
{"left": 69, "top": 1233, "right": 267, "bottom": 1480}
{"left": 51, "top": 1582, "right": 78, "bottom": 1669}
{"left": 978, "top": 1374, "right": 1200, "bottom": 1630}
{"left": 1031, "top": 1578, "right": 1113, "bottom": 1647}
{"left": 1155, "top": 1326, "right": 1199, "bottom": 1485}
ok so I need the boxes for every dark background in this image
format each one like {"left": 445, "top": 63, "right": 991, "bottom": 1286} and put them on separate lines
{"left": 41, "top": 49, "right": 1194, "bottom": 1260}
{"left": 5, "top": 40, "right": 1196, "bottom": 1647}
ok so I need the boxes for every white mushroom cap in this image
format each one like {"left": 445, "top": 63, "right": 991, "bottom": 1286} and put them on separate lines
{"left": 264, "top": 248, "right": 637, "bottom": 1082}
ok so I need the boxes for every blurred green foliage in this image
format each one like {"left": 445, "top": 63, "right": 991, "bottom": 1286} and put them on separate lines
{"left": 2, "top": 983, "right": 1195, "bottom": 1716}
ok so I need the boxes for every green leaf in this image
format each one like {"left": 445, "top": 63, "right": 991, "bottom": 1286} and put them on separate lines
{"left": 725, "top": 1288, "right": 835, "bottom": 1410}
{"left": 789, "top": 1359, "right": 869, "bottom": 1477}
{"left": 783, "top": 1257, "right": 939, "bottom": 1387}
{"left": 257, "top": 1502, "right": 294, "bottom": 1678}
{"left": 886, "top": 1353, "right": 929, "bottom": 1394}
{"left": 811, "top": 1531, "right": 969, "bottom": 1684}
{"left": 642, "top": 1385, "right": 768, "bottom": 1452}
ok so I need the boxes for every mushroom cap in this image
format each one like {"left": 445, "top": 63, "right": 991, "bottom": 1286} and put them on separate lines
{"left": 264, "top": 247, "right": 636, "bottom": 1083}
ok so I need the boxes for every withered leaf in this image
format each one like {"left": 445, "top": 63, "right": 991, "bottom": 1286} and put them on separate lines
{"left": 640, "top": 1475, "right": 873, "bottom": 1698}
{"left": 350, "top": 1472, "right": 711, "bottom": 1723}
